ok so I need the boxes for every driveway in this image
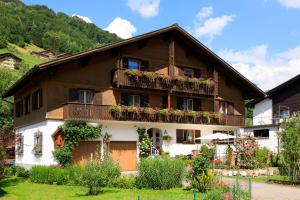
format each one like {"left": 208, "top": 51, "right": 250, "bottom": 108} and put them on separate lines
{"left": 223, "top": 178, "right": 300, "bottom": 200}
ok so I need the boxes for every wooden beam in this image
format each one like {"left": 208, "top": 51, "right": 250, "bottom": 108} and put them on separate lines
{"left": 168, "top": 39, "right": 175, "bottom": 76}
{"left": 168, "top": 93, "right": 171, "bottom": 110}
{"left": 116, "top": 51, "right": 122, "bottom": 69}
{"left": 213, "top": 69, "right": 218, "bottom": 96}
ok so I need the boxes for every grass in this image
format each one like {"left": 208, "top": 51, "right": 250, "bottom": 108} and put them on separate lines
{"left": 0, "top": 43, "right": 45, "bottom": 67}
{"left": 0, "top": 177, "right": 208, "bottom": 200}
{"left": 225, "top": 175, "right": 290, "bottom": 183}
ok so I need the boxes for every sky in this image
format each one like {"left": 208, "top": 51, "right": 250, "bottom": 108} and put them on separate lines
{"left": 22, "top": 0, "right": 300, "bottom": 91}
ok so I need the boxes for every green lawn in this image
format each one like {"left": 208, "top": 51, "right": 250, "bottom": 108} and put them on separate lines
{"left": 0, "top": 177, "right": 208, "bottom": 200}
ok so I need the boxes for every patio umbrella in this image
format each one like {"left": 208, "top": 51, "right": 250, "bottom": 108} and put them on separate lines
{"left": 195, "top": 132, "right": 235, "bottom": 140}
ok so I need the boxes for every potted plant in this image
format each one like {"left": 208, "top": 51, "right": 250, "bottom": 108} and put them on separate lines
{"left": 127, "top": 106, "right": 139, "bottom": 114}
{"left": 160, "top": 108, "right": 169, "bottom": 116}
{"left": 16, "top": 145, "right": 23, "bottom": 155}
{"left": 173, "top": 109, "right": 183, "bottom": 118}
{"left": 143, "top": 71, "right": 158, "bottom": 82}
{"left": 144, "top": 107, "right": 156, "bottom": 115}
{"left": 33, "top": 143, "right": 42, "bottom": 155}
{"left": 214, "top": 112, "right": 223, "bottom": 123}
{"left": 174, "top": 75, "right": 186, "bottom": 83}
{"left": 124, "top": 69, "right": 142, "bottom": 80}
{"left": 202, "top": 111, "right": 210, "bottom": 123}
{"left": 158, "top": 74, "right": 172, "bottom": 84}
{"left": 186, "top": 110, "right": 197, "bottom": 118}
{"left": 162, "top": 135, "right": 173, "bottom": 142}
{"left": 109, "top": 105, "right": 122, "bottom": 117}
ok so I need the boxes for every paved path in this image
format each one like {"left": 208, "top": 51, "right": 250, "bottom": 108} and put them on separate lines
{"left": 224, "top": 178, "right": 300, "bottom": 200}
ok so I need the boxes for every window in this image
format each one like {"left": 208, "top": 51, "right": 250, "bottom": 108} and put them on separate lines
{"left": 15, "top": 100, "right": 23, "bottom": 117}
{"left": 128, "top": 59, "right": 140, "bottom": 70}
{"left": 183, "top": 68, "right": 194, "bottom": 78}
{"left": 16, "top": 134, "right": 24, "bottom": 155}
{"left": 32, "top": 89, "right": 43, "bottom": 110}
{"left": 219, "top": 102, "right": 227, "bottom": 114}
{"left": 254, "top": 129, "right": 269, "bottom": 139}
{"left": 183, "top": 98, "right": 193, "bottom": 111}
{"left": 24, "top": 95, "right": 30, "bottom": 115}
{"left": 33, "top": 131, "right": 43, "bottom": 155}
{"left": 128, "top": 95, "right": 140, "bottom": 106}
{"left": 78, "top": 90, "right": 94, "bottom": 104}
{"left": 279, "top": 106, "right": 289, "bottom": 119}
{"left": 176, "top": 129, "right": 201, "bottom": 144}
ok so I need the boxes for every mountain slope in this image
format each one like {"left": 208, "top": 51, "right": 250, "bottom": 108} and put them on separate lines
{"left": 0, "top": 0, "right": 120, "bottom": 54}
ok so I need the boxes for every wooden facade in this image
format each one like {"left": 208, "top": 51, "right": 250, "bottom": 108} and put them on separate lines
{"left": 3, "top": 25, "right": 265, "bottom": 129}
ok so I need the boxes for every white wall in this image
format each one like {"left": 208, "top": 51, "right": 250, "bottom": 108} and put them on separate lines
{"left": 16, "top": 120, "right": 64, "bottom": 168}
{"left": 253, "top": 98, "right": 273, "bottom": 125}
{"left": 238, "top": 126, "right": 279, "bottom": 153}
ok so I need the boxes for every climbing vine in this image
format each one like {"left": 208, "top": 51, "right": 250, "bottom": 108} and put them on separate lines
{"left": 137, "top": 127, "right": 151, "bottom": 158}
{"left": 53, "top": 121, "right": 102, "bottom": 166}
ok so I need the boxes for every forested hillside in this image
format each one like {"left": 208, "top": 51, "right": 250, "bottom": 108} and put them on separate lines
{"left": 0, "top": 0, "right": 120, "bottom": 54}
{"left": 0, "top": 0, "right": 121, "bottom": 140}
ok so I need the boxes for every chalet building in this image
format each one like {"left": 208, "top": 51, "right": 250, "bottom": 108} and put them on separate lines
{"left": 0, "top": 53, "right": 22, "bottom": 69}
{"left": 239, "top": 74, "right": 300, "bottom": 153}
{"left": 2, "top": 24, "right": 265, "bottom": 171}
{"left": 30, "top": 50, "right": 55, "bottom": 59}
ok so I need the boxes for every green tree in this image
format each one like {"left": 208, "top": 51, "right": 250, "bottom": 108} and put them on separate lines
{"left": 280, "top": 112, "right": 300, "bottom": 181}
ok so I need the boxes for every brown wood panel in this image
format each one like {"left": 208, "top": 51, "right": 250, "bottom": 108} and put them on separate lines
{"left": 72, "top": 141, "right": 100, "bottom": 165}
{"left": 110, "top": 141, "right": 137, "bottom": 171}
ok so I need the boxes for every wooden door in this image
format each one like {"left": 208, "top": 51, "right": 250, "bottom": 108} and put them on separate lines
{"left": 72, "top": 141, "right": 100, "bottom": 165}
{"left": 110, "top": 141, "right": 137, "bottom": 171}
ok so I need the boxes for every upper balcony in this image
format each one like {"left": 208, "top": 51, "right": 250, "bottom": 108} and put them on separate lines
{"left": 112, "top": 69, "right": 216, "bottom": 96}
{"left": 62, "top": 103, "right": 244, "bottom": 127}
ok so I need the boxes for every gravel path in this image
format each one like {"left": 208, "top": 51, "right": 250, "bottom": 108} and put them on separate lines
{"left": 223, "top": 178, "right": 300, "bottom": 200}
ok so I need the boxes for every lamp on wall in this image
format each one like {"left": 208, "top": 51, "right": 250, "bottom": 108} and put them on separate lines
{"left": 164, "top": 130, "right": 168, "bottom": 135}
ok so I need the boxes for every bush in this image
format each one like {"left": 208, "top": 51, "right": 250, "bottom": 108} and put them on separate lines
{"left": 108, "top": 176, "right": 136, "bottom": 189}
{"left": 82, "top": 158, "right": 120, "bottom": 195}
{"left": 192, "top": 156, "right": 211, "bottom": 175}
{"left": 15, "top": 166, "right": 30, "bottom": 178}
{"left": 201, "top": 145, "right": 215, "bottom": 161}
{"left": 136, "top": 157, "right": 185, "bottom": 189}
{"left": 3, "top": 166, "right": 16, "bottom": 177}
{"left": 203, "top": 189, "right": 223, "bottom": 200}
{"left": 64, "top": 165, "right": 83, "bottom": 185}
{"left": 255, "top": 147, "right": 270, "bottom": 168}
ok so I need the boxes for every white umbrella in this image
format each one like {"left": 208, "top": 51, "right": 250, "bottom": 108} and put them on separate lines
{"left": 195, "top": 132, "right": 235, "bottom": 140}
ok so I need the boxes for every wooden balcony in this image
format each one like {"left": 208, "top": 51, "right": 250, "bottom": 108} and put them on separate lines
{"left": 112, "top": 69, "right": 216, "bottom": 96}
{"left": 63, "top": 103, "right": 244, "bottom": 127}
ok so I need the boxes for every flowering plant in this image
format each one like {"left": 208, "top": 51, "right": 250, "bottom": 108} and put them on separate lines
{"left": 186, "top": 110, "right": 197, "bottom": 118}
{"left": 160, "top": 108, "right": 169, "bottom": 116}
{"left": 127, "top": 106, "right": 139, "bottom": 113}
{"left": 173, "top": 109, "right": 183, "bottom": 117}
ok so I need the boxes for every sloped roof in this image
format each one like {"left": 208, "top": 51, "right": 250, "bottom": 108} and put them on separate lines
{"left": 2, "top": 24, "right": 266, "bottom": 98}
{"left": 0, "top": 53, "right": 22, "bottom": 62}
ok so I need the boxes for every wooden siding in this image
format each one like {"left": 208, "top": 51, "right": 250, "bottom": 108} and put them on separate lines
{"left": 110, "top": 141, "right": 137, "bottom": 171}
{"left": 72, "top": 141, "right": 101, "bottom": 165}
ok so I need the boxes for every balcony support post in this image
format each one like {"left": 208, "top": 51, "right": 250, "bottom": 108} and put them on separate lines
{"left": 168, "top": 93, "right": 171, "bottom": 110}
{"left": 213, "top": 69, "right": 218, "bottom": 96}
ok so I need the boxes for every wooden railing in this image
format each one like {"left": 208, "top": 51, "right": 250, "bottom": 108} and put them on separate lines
{"left": 63, "top": 103, "right": 244, "bottom": 127}
{"left": 112, "top": 69, "right": 215, "bottom": 95}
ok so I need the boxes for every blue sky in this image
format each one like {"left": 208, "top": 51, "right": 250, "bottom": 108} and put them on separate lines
{"left": 22, "top": 0, "right": 300, "bottom": 90}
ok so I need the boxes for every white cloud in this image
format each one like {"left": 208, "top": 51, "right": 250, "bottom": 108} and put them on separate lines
{"left": 278, "top": 0, "right": 300, "bottom": 9}
{"left": 127, "top": 0, "right": 160, "bottom": 18}
{"left": 104, "top": 17, "right": 137, "bottom": 39}
{"left": 72, "top": 14, "right": 92, "bottom": 23}
{"left": 189, "top": 7, "right": 235, "bottom": 44}
{"left": 218, "top": 45, "right": 300, "bottom": 91}
{"left": 196, "top": 6, "right": 213, "bottom": 21}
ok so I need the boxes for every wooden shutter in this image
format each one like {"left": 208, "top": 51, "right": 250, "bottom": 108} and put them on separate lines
{"left": 141, "top": 95, "right": 149, "bottom": 107}
{"left": 176, "top": 129, "right": 184, "bottom": 143}
{"left": 38, "top": 89, "right": 43, "bottom": 108}
{"left": 177, "top": 97, "right": 183, "bottom": 110}
{"left": 69, "top": 88, "right": 79, "bottom": 102}
{"left": 121, "top": 93, "right": 128, "bottom": 106}
{"left": 195, "top": 130, "right": 201, "bottom": 144}
{"left": 193, "top": 99, "right": 201, "bottom": 111}
{"left": 122, "top": 58, "right": 128, "bottom": 69}
{"left": 228, "top": 102, "right": 234, "bottom": 115}
{"left": 162, "top": 96, "right": 168, "bottom": 108}
{"left": 141, "top": 60, "right": 149, "bottom": 71}
{"left": 194, "top": 69, "right": 201, "bottom": 78}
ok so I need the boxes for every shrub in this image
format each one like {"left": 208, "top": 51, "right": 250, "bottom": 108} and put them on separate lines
{"left": 255, "top": 147, "right": 270, "bottom": 168}
{"left": 203, "top": 189, "right": 224, "bottom": 200}
{"left": 201, "top": 145, "right": 215, "bottom": 161}
{"left": 82, "top": 158, "right": 120, "bottom": 195}
{"left": 3, "top": 166, "right": 16, "bottom": 177}
{"left": 192, "top": 156, "right": 211, "bottom": 175}
{"left": 136, "top": 157, "right": 185, "bottom": 189}
{"left": 15, "top": 166, "right": 30, "bottom": 178}
{"left": 108, "top": 176, "right": 136, "bottom": 189}
{"left": 64, "top": 165, "right": 83, "bottom": 185}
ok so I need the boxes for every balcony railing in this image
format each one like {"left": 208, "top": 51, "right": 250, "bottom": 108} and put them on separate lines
{"left": 63, "top": 103, "right": 244, "bottom": 127}
{"left": 112, "top": 69, "right": 215, "bottom": 95}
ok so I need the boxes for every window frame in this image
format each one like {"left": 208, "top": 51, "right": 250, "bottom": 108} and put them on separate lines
{"left": 15, "top": 100, "right": 23, "bottom": 118}
{"left": 279, "top": 106, "right": 290, "bottom": 119}
{"left": 219, "top": 102, "right": 228, "bottom": 114}
{"left": 183, "top": 98, "right": 194, "bottom": 111}
{"left": 127, "top": 59, "right": 141, "bottom": 70}
{"left": 32, "top": 89, "right": 43, "bottom": 110}
{"left": 78, "top": 89, "right": 94, "bottom": 105}
{"left": 24, "top": 95, "right": 30, "bottom": 115}
{"left": 253, "top": 129, "right": 269, "bottom": 139}
{"left": 128, "top": 94, "right": 141, "bottom": 107}
{"left": 176, "top": 129, "right": 201, "bottom": 144}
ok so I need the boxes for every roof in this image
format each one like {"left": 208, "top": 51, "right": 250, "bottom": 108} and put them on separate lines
{"left": 248, "top": 73, "right": 300, "bottom": 107}
{"left": 2, "top": 24, "right": 266, "bottom": 98}
{"left": 0, "top": 53, "right": 22, "bottom": 62}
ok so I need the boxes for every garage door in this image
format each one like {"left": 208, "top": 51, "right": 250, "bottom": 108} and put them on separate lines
{"left": 72, "top": 141, "right": 100, "bottom": 165}
{"left": 110, "top": 141, "right": 137, "bottom": 171}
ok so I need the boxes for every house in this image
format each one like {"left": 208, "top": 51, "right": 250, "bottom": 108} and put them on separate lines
{"left": 238, "top": 74, "right": 300, "bottom": 153}
{"left": 30, "top": 50, "right": 55, "bottom": 59}
{"left": 2, "top": 24, "right": 265, "bottom": 171}
{"left": 0, "top": 53, "right": 22, "bottom": 69}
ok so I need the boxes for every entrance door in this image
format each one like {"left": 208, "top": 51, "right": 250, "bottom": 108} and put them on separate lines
{"left": 72, "top": 141, "right": 100, "bottom": 165}
{"left": 110, "top": 141, "right": 137, "bottom": 171}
